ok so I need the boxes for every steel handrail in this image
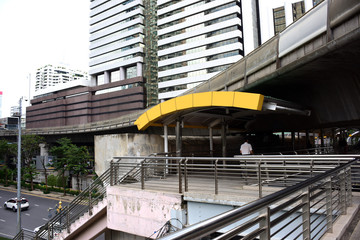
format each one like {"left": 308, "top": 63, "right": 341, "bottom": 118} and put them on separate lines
{"left": 159, "top": 158, "right": 358, "bottom": 240}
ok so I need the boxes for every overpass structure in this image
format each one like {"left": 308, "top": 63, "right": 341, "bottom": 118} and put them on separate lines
{"left": 9, "top": 0, "right": 360, "bottom": 239}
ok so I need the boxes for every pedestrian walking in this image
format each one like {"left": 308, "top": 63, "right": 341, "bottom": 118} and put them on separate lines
{"left": 240, "top": 139, "right": 253, "bottom": 155}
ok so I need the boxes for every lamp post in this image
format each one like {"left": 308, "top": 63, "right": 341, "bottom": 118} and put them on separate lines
{"left": 16, "top": 97, "right": 23, "bottom": 234}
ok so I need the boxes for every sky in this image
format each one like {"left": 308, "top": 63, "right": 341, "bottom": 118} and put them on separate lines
{"left": 0, "top": 0, "right": 90, "bottom": 117}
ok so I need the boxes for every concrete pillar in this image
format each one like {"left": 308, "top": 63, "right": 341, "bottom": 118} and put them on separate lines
{"left": 221, "top": 119, "right": 227, "bottom": 157}
{"left": 320, "top": 129, "right": 324, "bottom": 148}
{"left": 209, "top": 127, "right": 213, "bottom": 157}
{"left": 291, "top": 132, "right": 295, "bottom": 151}
{"left": 176, "top": 118, "right": 182, "bottom": 157}
{"left": 90, "top": 75, "right": 97, "bottom": 86}
{"left": 282, "top": 132, "right": 285, "bottom": 145}
{"left": 164, "top": 125, "right": 168, "bottom": 154}
{"left": 104, "top": 71, "right": 110, "bottom": 84}
{"left": 120, "top": 67, "right": 125, "bottom": 80}
{"left": 137, "top": 62, "right": 143, "bottom": 77}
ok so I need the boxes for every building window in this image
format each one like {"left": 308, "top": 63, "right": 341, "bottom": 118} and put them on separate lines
{"left": 111, "top": 71, "right": 120, "bottom": 82}
{"left": 292, "top": 1, "right": 305, "bottom": 21}
{"left": 126, "top": 66, "right": 137, "bottom": 79}
{"left": 273, "top": 7, "right": 286, "bottom": 35}
{"left": 313, "top": 0, "right": 324, "bottom": 6}
{"left": 97, "top": 74, "right": 104, "bottom": 85}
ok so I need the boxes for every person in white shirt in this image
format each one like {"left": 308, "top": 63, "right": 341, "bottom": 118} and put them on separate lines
{"left": 240, "top": 139, "right": 253, "bottom": 155}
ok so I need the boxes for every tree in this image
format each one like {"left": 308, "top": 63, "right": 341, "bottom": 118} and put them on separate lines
{"left": 50, "top": 138, "right": 92, "bottom": 194}
{"left": 23, "top": 164, "right": 38, "bottom": 190}
{"left": 0, "top": 139, "right": 16, "bottom": 167}
{"left": 21, "top": 135, "right": 45, "bottom": 190}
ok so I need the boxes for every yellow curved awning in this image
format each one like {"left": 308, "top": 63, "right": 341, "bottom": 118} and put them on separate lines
{"left": 134, "top": 91, "right": 264, "bottom": 131}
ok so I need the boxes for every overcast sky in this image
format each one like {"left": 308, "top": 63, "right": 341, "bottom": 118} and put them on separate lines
{"left": 0, "top": 0, "right": 89, "bottom": 117}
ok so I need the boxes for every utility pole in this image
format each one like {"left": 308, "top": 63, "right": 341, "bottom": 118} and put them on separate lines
{"left": 16, "top": 97, "right": 23, "bottom": 234}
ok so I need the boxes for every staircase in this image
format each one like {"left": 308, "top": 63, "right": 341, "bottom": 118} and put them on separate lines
{"left": 32, "top": 157, "right": 149, "bottom": 240}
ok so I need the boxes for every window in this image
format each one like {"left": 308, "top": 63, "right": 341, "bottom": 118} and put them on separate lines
{"left": 273, "top": 7, "right": 286, "bottom": 35}
{"left": 126, "top": 66, "right": 137, "bottom": 79}
{"left": 292, "top": 1, "right": 305, "bottom": 21}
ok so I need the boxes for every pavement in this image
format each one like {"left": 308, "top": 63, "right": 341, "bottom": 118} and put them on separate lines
{"left": 0, "top": 185, "right": 76, "bottom": 203}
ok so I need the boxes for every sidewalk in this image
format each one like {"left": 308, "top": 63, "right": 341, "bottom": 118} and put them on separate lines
{"left": 0, "top": 185, "right": 76, "bottom": 202}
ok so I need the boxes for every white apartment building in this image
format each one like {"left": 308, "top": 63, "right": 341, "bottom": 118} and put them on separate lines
{"left": 89, "top": 0, "right": 146, "bottom": 85}
{"left": 157, "top": 0, "right": 255, "bottom": 100}
{"left": 35, "top": 64, "right": 89, "bottom": 91}
{"left": 258, "top": 0, "right": 323, "bottom": 43}
{"left": 88, "top": 0, "right": 323, "bottom": 105}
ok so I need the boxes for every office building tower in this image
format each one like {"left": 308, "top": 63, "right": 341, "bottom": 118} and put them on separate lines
{"left": 89, "top": 0, "right": 262, "bottom": 106}
{"left": 258, "top": 0, "right": 321, "bottom": 42}
{"left": 35, "top": 64, "right": 89, "bottom": 91}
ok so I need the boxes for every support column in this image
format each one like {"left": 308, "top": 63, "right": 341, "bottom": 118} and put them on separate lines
{"left": 137, "top": 62, "right": 143, "bottom": 77}
{"left": 104, "top": 71, "right": 110, "bottom": 84}
{"left": 291, "top": 132, "right": 295, "bottom": 151}
{"left": 305, "top": 130, "right": 310, "bottom": 148}
{"left": 320, "top": 128, "right": 324, "bottom": 148}
{"left": 221, "top": 119, "right": 227, "bottom": 157}
{"left": 90, "top": 75, "right": 97, "bottom": 86}
{"left": 164, "top": 125, "right": 168, "bottom": 154}
{"left": 282, "top": 132, "right": 285, "bottom": 145}
{"left": 176, "top": 118, "right": 182, "bottom": 157}
{"left": 120, "top": 67, "right": 125, "bottom": 80}
{"left": 209, "top": 127, "right": 213, "bottom": 157}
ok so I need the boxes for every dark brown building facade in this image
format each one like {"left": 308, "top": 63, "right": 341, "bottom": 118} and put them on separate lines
{"left": 26, "top": 77, "right": 145, "bottom": 129}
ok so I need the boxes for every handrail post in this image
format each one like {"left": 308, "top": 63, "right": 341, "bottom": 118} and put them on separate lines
{"left": 302, "top": 187, "right": 311, "bottom": 240}
{"left": 184, "top": 158, "right": 188, "bottom": 192}
{"left": 259, "top": 207, "right": 270, "bottom": 240}
{"left": 215, "top": 159, "right": 218, "bottom": 195}
{"left": 346, "top": 166, "right": 352, "bottom": 207}
{"left": 67, "top": 206, "right": 70, "bottom": 233}
{"left": 141, "top": 161, "right": 145, "bottom": 190}
{"left": 340, "top": 169, "right": 347, "bottom": 214}
{"left": 178, "top": 159, "right": 183, "bottom": 194}
{"left": 326, "top": 177, "right": 333, "bottom": 233}
{"left": 89, "top": 190, "right": 93, "bottom": 216}
{"left": 110, "top": 160, "right": 114, "bottom": 186}
{"left": 258, "top": 161, "right": 262, "bottom": 198}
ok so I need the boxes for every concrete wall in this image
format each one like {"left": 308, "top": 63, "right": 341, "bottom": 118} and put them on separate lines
{"left": 107, "top": 186, "right": 182, "bottom": 238}
{"left": 94, "top": 133, "right": 164, "bottom": 176}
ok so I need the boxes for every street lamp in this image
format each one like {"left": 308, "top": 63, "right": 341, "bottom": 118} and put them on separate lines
{"left": 16, "top": 96, "right": 25, "bottom": 234}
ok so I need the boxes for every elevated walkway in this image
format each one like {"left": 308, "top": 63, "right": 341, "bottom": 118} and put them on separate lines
{"left": 19, "top": 154, "right": 360, "bottom": 240}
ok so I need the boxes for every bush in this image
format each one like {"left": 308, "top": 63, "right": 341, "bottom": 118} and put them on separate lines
{"left": 57, "top": 176, "right": 68, "bottom": 188}
{"left": 48, "top": 175, "right": 57, "bottom": 187}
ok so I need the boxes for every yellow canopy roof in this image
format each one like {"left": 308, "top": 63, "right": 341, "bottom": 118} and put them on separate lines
{"left": 135, "top": 92, "right": 264, "bottom": 131}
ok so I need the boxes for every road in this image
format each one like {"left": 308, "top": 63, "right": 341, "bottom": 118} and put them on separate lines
{"left": 0, "top": 188, "right": 69, "bottom": 239}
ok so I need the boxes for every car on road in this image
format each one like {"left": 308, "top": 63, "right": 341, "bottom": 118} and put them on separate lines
{"left": 3, "top": 198, "right": 29, "bottom": 211}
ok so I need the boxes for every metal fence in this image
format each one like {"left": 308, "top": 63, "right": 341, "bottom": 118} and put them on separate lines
{"left": 13, "top": 154, "right": 360, "bottom": 240}
{"left": 112, "top": 155, "right": 360, "bottom": 197}
{"left": 159, "top": 159, "right": 358, "bottom": 240}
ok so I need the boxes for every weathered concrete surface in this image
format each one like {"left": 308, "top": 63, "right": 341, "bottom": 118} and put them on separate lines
{"left": 95, "top": 134, "right": 163, "bottom": 175}
{"left": 107, "top": 186, "right": 183, "bottom": 238}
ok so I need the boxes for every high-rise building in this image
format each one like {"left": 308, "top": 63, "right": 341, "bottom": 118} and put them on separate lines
{"left": 258, "top": 0, "right": 322, "bottom": 42}
{"left": 35, "top": 64, "right": 89, "bottom": 91}
{"left": 89, "top": 0, "right": 261, "bottom": 106}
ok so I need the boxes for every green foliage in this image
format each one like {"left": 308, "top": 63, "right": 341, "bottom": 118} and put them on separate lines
{"left": 50, "top": 137, "right": 92, "bottom": 191}
{"left": 47, "top": 174, "right": 57, "bottom": 187}
{"left": 57, "top": 175, "right": 68, "bottom": 188}
{"left": 21, "top": 135, "right": 45, "bottom": 166}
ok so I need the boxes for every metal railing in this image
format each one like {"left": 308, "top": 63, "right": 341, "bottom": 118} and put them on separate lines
{"left": 159, "top": 158, "right": 358, "bottom": 240}
{"left": 32, "top": 163, "right": 114, "bottom": 239}
{"left": 13, "top": 154, "right": 360, "bottom": 240}
{"left": 112, "top": 155, "right": 360, "bottom": 197}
